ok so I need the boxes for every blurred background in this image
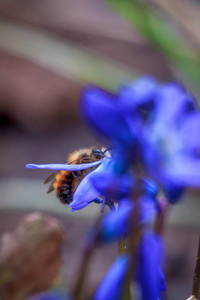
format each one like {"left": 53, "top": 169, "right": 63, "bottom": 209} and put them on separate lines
{"left": 0, "top": 0, "right": 200, "bottom": 299}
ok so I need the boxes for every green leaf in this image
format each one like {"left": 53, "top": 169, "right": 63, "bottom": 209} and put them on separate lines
{"left": 103, "top": 0, "right": 200, "bottom": 88}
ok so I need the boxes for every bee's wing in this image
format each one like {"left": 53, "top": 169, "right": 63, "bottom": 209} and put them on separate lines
{"left": 46, "top": 183, "right": 55, "bottom": 194}
{"left": 43, "top": 171, "right": 59, "bottom": 184}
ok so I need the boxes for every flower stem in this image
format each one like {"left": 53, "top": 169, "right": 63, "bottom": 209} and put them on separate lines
{"left": 71, "top": 247, "right": 93, "bottom": 300}
{"left": 117, "top": 202, "right": 126, "bottom": 255}
{"left": 123, "top": 187, "right": 141, "bottom": 300}
{"left": 192, "top": 234, "right": 200, "bottom": 299}
{"left": 118, "top": 238, "right": 126, "bottom": 255}
{"left": 71, "top": 214, "right": 103, "bottom": 300}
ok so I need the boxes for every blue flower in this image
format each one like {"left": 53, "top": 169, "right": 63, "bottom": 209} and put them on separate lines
{"left": 140, "top": 83, "right": 200, "bottom": 193}
{"left": 81, "top": 77, "right": 200, "bottom": 202}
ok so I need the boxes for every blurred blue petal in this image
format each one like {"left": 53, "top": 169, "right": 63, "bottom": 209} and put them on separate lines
{"left": 153, "top": 83, "right": 186, "bottom": 125}
{"left": 162, "top": 182, "right": 185, "bottom": 203}
{"left": 70, "top": 201, "right": 90, "bottom": 212}
{"left": 165, "top": 155, "right": 200, "bottom": 187}
{"left": 99, "top": 200, "right": 133, "bottom": 242}
{"left": 26, "top": 160, "right": 102, "bottom": 171}
{"left": 93, "top": 255, "right": 129, "bottom": 300}
{"left": 69, "top": 158, "right": 112, "bottom": 210}
{"left": 80, "top": 85, "right": 132, "bottom": 142}
{"left": 135, "top": 233, "right": 164, "bottom": 300}
{"left": 91, "top": 170, "right": 133, "bottom": 200}
{"left": 98, "top": 195, "right": 156, "bottom": 243}
{"left": 142, "top": 178, "right": 158, "bottom": 198}
{"left": 158, "top": 268, "right": 166, "bottom": 291}
{"left": 140, "top": 195, "right": 157, "bottom": 226}
{"left": 179, "top": 112, "right": 200, "bottom": 151}
{"left": 118, "top": 75, "right": 158, "bottom": 112}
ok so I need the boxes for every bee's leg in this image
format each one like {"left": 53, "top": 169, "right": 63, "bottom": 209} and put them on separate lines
{"left": 106, "top": 199, "right": 116, "bottom": 212}
{"left": 72, "top": 171, "right": 81, "bottom": 181}
{"left": 101, "top": 196, "right": 106, "bottom": 213}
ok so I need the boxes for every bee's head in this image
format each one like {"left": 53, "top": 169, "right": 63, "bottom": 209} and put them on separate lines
{"left": 92, "top": 149, "right": 105, "bottom": 159}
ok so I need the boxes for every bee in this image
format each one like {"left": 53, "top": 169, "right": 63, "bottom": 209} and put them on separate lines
{"left": 44, "top": 148, "right": 108, "bottom": 205}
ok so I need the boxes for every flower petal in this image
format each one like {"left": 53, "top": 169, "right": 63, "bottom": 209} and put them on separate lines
{"left": 91, "top": 171, "right": 133, "bottom": 200}
{"left": 80, "top": 85, "right": 132, "bottom": 142}
{"left": 135, "top": 233, "right": 164, "bottom": 300}
{"left": 158, "top": 268, "right": 166, "bottom": 291}
{"left": 69, "top": 158, "right": 112, "bottom": 210}
{"left": 93, "top": 255, "right": 129, "bottom": 300}
{"left": 70, "top": 201, "right": 89, "bottom": 212}
{"left": 180, "top": 112, "right": 200, "bottom": 151}
{"left": 118, "top": 75, "right": 158, "bottom": 112}
{"left": 165, "top": 155, "right": 200, "bottom": 187}
{"left": 98, "top": 196, "right": 156, "bottom": 243}
{"left": 26, "top": 160, "right": 102, "bottom": 171}
{"left": 153, "top": 83, "right": 186, "bottom": 125}
{"left": 98, "top": 200, "right": 133, "bottom": 242}
{"left": 69, "top": 173, "right": 100, "bottom": 211}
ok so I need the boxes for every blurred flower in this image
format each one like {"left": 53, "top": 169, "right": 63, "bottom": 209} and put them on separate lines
{"left": 93, "top": 255, "right": 130, "bottom": 300}
{"left": 0, "top": 212, "right": 66, "bottom": 300}
{"left": 81, "top": 77, "right": 200, "bottom": 202}
{"left": 140, "top": 83, "right": 200, "bottom": 200}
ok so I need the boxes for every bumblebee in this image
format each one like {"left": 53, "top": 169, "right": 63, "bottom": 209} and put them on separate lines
{"left": 44, "top": 148, "right": 107, "bottom": 205}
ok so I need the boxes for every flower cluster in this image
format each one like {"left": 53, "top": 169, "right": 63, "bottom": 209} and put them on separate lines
{"left": 26, "top": 76, "right": 200, "bottom": 300}
{"left": 78, "top": 76, "right": 199, "bottom": 205}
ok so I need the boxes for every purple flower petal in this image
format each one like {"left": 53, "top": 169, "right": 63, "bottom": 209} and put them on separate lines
{"left": 26, "top": 160, "right": 102, "bottom": 171}
{"left": 93, "top": 255, "right": 129, "bottom": 300}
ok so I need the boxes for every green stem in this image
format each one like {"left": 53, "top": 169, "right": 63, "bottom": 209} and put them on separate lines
{"left": 118, "top": 238, "right": 126, "bottom": 255}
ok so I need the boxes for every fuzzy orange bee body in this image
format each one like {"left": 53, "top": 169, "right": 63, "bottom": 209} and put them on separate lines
{"left": 44, "top": 148, "right": 106, "bottom": 205}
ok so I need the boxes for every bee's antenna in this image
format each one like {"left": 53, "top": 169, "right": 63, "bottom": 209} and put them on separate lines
{"left": 67, "top": 158, "right": 80, "bottom": 165}
{"left": 103, "top": 147, "right": 115, "bottom": 154}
